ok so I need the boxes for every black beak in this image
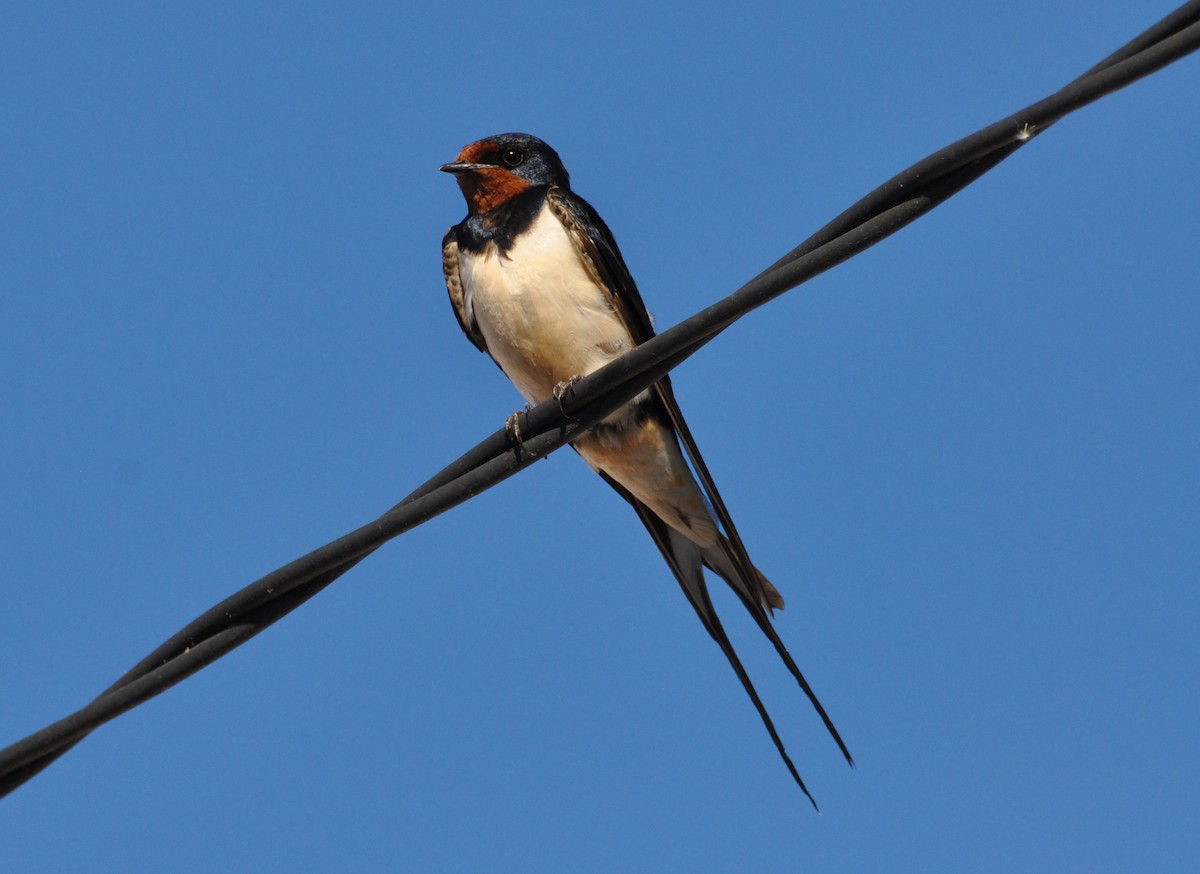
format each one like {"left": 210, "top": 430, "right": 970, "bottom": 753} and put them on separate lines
{"left": 439, "top": 161, "right": 488, "bottom": 174}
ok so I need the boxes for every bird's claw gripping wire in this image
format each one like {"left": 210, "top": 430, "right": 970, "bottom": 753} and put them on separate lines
{"left": 505, "top": 378, "right": 580, "bottom": 459}
{"left": 552, "top": 375, "right": 583, "bottom": 422}
{"left": 505, "top": 407, "right": 539, "bottom": 458}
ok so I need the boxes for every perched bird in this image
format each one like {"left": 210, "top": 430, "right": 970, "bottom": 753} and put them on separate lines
{"left": 440, "top": 133, "right": 851, "bottom": 805}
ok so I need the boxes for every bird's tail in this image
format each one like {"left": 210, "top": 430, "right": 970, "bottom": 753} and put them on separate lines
{"left": 600, "top": 473, "right": 853, "bottom": 809}
{"left": 700, "top": 535, "right": 854, "bottom": 769}
{"left": 700, "top": 537, "right": 785, "bottom": 612}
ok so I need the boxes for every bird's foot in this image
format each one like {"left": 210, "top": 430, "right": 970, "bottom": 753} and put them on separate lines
{"left": 505, "top": 406, "right": 538, "bottom": 458}
{"left": 552, "top": 375, "right": 583, "bottom": 421}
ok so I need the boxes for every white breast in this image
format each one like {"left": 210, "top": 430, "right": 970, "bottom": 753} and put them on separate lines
{"left": 459, "top": 203, "right": 634, "bottom": 405}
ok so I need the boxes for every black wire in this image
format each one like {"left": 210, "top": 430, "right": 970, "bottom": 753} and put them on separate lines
{"left": 2, "top": 2, "right": 1198, "bottom": 799}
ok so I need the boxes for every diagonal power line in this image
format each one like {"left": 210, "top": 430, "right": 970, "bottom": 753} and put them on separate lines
{"left": 2, "top": 1, "right": 1198, "bottom": 799}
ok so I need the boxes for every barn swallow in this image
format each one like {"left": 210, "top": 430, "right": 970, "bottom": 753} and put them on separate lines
{"left": 440, "top": 133, "right": 851, "bottom": 805}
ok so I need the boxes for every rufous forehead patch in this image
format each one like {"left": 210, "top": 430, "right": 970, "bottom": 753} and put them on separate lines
{"left": 457, "top": 140, "right": 498, "bottom": 164}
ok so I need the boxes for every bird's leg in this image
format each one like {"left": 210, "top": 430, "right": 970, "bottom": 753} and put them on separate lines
{"left": 505, "top": 405, "right": 538, "bottom": 458}
{"left": 552, "top": 375, "right": 583, "bottom": 421}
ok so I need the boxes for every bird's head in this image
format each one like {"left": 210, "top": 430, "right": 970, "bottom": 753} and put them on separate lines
{"left": 440, "top": 133, "right": 570, "bottom": 214}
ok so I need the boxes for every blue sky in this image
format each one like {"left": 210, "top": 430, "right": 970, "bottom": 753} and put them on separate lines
{"left": 2, "top": 2, "right": 1197, "bottom": 871}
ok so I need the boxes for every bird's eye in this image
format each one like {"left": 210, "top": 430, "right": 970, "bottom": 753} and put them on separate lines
{"left": 500, "top": 148, "right": 525, "bottom": 168}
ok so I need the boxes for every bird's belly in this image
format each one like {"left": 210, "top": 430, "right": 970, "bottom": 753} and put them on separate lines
{"left": 457, "top": 208, "right": 717, "bottom": 547}
{"left": 461, "top": 215, "right": 632, "bottom": 405}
